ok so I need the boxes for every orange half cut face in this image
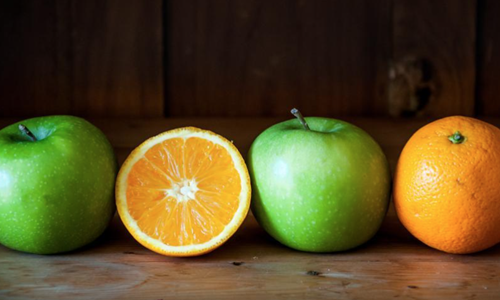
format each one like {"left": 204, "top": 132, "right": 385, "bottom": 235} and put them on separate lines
{"left": 116, "top": 127, "right": 251, "bottom": 256}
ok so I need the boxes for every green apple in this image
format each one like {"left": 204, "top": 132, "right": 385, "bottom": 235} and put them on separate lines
{"left": 0, "top": 116, "right": 117, "bottom": 254}
{"left": 248, "top": 109, "right": 391, "bottom": 252}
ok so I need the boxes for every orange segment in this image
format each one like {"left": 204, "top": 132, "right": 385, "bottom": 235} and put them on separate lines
{"left": 116, "top": 127, "right": 251, "bottom": 256}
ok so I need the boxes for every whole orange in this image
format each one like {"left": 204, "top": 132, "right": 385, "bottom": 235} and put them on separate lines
{"left": 394, "top": 116, "right": 500, "bottom": 254}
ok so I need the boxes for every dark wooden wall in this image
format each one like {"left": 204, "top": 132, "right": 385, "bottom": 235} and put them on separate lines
{"left": 0, "top": 0, "right": 498, "bottom": 118}
{"left": 0, "top": 0, "right": 163, "bottom": 118}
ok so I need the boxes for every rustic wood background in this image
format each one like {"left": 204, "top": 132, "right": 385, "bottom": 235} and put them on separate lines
{"left": 0, "top": 0, "right": 497, "bottom": 118}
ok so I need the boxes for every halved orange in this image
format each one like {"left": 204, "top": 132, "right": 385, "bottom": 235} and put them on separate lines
{"left": 116, "top": 127, "right": 251, "bottom": 256}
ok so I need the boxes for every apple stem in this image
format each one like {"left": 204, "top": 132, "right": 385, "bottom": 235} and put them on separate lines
{"left": 18, "top": 124, "right": 37, "bottom": 142}
{"left": 291, "top": 108, "right": 310, "bottom": 131}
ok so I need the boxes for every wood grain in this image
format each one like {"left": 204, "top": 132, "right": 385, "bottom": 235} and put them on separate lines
{"left": 0, "top": 0, "right": 71, "bottom": 117}
{"left": 391, "top": 0, "right": 476, "bottom": 117}
{"left": 0, "top": 0, "right": 164, "bottom": 118}
{"left": 477, "top": 0, "right": 500, "bottom": 116}
{"left": 1, "top": 117, "right": 500, "bottom": 299}
{"left": 1, "top": 0, "right": 493, "bottom": 118}
{"left": 167, "top": 0, "right": 391, "bottom": 117}
{"left": 1, "top": 213, "right": 499, "bottom": 300}
{"left": 71, "top": 0, "right": 164, "bottom": 117}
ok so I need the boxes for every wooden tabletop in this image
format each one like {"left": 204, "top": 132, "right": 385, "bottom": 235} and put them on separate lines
{"left": 1, "top": 117, "right": 500, "bottom": 300}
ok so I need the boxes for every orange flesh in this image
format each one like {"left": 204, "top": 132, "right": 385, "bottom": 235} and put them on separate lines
{"left": 126, "top": 137, "right": 241, "bottom": 246}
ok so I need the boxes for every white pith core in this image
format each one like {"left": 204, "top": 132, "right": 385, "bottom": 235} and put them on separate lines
{"left": 165, "top": 179, "right": 199, "bottom": 202}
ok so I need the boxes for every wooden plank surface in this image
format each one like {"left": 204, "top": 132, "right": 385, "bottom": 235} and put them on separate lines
{"left": 0, "top": 0, "right": 164, "bottom": 118}
{"left": 1, "top": 117, "right": 500, "bottom": 300}
{"left": 477, "top": 0, "right": 500, "bottom": 116}
{"left": 71, "top": 0, "right": 164, "bottom": 117}
{"left": 167, "top": 0, "right": 391, "bottom": 117}
{"left": 390, "top": 0, "right": 476, "bottom": 117}
{"left": 0, "top": 0, "right": 71, "bottom": 117}
{"left": 1, "top": 0, "right": 493, "bottom": 119}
